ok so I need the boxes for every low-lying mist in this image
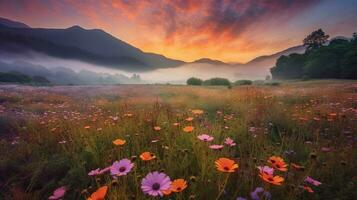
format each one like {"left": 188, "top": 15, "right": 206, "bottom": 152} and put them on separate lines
{"left": 0, "top": 50, "right": 271, "bottom": 85}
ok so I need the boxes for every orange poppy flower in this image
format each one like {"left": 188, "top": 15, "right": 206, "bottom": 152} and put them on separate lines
{"left": 183, "top": 126, "right": 194, "bottom": 133}
{"left": 163, "top": 189, "right": 172, "bottom": 196}
{"left": 173, "top": 122, "right": 180, "bottom": 126}
{"left": 87, "top": 186, "right": 108, "bottom": 200}
{"left": 259, "top": 172, "right": 284, "bottom": 185}
{"left": 191, "top": 109, "right": 204, "bottom": 115}
{"left": 302, "top": 185, "right": 314, "bottom": 193}
{"left": 113, "top": 139, "right": 126, "bottom": 146}
{"left": 185, "top": 117, "right": 194, "bottom": 122}
{"left": 268, "top": 156, "right": 288, "bottom": 171}
{"left": 171, "top": 179, "right": 188, "bottom": 192}
{"left": 84, "top": 125, "right": 91, "bottom": 129}
{"left": 215, "top": 158, "right": 239, "bottom": 173}
{"left": 140, "top": 152, "right": 156, "bottom": 161}
{"left": 153, "top": 126, "right": 161, "bottom": 131}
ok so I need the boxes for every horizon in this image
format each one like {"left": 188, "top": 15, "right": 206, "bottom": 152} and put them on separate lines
{"left": 1, "top": 0, "right": 357, "bottom": 63}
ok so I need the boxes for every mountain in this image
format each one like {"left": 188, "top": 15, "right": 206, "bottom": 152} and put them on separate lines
{"left": 192, "top": 58, "right": 231, "bottom": 65}
{"left": 0, "top": 17, "right": 30, "bottom": 28}
{"left": 0, "top": 17, "right": 185, "bottom": 72}
{"left": 246, "top": 45, "right": 305, "bottom": 67}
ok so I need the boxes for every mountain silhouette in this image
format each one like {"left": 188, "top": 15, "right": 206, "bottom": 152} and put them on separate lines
{"left": 0, "top": 17, "right": 184, "bottom": 71}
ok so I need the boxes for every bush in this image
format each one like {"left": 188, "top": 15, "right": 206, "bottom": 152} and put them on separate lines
{"left": 186, "top": 77, "right": 203, "bottom": 85}
{"left": 234, "top": 80, "right": 252, "bottom": 86}
{"left": 203, "top": 78, "right": 231, "bottom": 86}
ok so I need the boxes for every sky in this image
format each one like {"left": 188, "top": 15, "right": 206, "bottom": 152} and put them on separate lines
{"left": 0, "top": 0, "right": 357, "bottom": 63}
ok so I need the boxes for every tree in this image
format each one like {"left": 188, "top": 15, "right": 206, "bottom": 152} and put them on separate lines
{"left": 203, "top": 78, "right": 231, "bottom": 86}
{"left": 270, "top": 54, "right": 306, "bottom": 79}
{"left": 186, "top": 77, "right": 203, "bottom": 85}
{"left": 303, "top": 29, "right": 329, "bottom": 52}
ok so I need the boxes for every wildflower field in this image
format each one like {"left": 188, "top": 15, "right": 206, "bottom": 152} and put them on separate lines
{"left": 0, "top": 80, "right": 356, "bottom": 200}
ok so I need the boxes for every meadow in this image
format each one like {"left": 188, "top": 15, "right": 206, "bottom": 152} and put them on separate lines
{"left": 0, "top": 80, "right": 356, "bottom": 200}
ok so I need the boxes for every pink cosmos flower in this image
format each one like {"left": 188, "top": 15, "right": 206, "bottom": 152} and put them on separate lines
{"left": 110, "top": 159, "right": 134, "bottom": 177}
{"left": 209, "top": 144, "right": 224, "bottom": 150}
{"left": 197, "top": 134, "right": 214, "bottom": 142}
{"left": 141, "top": 171, "right": 172, "bottom": 197}
{"left": 48, "top": 186, "right": 66, "bottom": 200}
{"left": 88, "top": 166, "right": 111, "bottom": 176}
{"left": 224, "top": 137, "right": 236, "bottom": 147}
{"left": 305, "top": 176, "right": 321, "bottom": 186}
{"left": 257, "top": 166, "right": 274, "bottom": 176}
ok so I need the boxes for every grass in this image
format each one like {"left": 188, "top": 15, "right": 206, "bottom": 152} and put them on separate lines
{"left": 0, "top": 81, "right": 356, "bottom": 199}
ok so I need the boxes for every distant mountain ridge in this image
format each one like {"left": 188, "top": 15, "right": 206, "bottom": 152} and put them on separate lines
{"left": 0, "top": 18, "right": 184, "bottom": 72}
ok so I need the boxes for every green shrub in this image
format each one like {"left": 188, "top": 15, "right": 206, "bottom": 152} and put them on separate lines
{"left": 186, "top": 77, "right": 203, "bottom": 85}
{"left": 203, "top": 77, "right": 231, "bottom": 86}
{"left": 234, "top": 80, "right": 252, "bottom": 86}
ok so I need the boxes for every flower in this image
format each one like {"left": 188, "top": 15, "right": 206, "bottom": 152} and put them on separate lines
{"left": 197, "top": 134, "right": 214, "bottom": 142}
{"left": 191, "top": 109, "right": 204, "bottom": 115}
{"left": 140, "top": 152, "right": 156, "bottom": 161}
{"left": 88, "top": 167, "right": 110, "bottom": 176}
{"left": 171, "top": 179, "right": 188, "bottom": 192}
{"left": 154, "top": 126, "right": 161, "bottom": 131}
{"left": 268, "top": 156, "right": 288, "bottom": 171}
{"left": 110, "top": 159, "right": 134, "bottom": 177}
{"left": 49, "top": 186, "right": 66, "bottom": 200}
{"left": 173, "top": 122, "right": 179, "bottom": 126}
{"left": 257, "top": 166, "right": 274, "bottom": 176}
{"left": 185, "top": 117, "right": 194, "bottom": 121}
{"left": 305, "top": 176, "right": 321, "bottom": 186}
{"left": 291, "top": 163, "right": 304, "bottom": 171}
{"left": 224, "top": 137, "right": 236, "bottom": 147}
{"left": 250, "top": 187, "right": 271, "bottom": 200}
{"left": 236, "top": 198, "right": 247, "bottom": 200}
{"left": 183, "top": 126, "right": 194, "bottom": 132}
{"left": 87, "top": 186, "right": 108, "bottom": 200}
{"left": 209, "top": 144, "right": 224, "bottom": 150}
{"left": 301, "top": 185, "right": 314, "bottom": 193}
{"left": 259, "top": 172, "right": 284, "bottom": 185}
{"left": 113, "top": 139, "right": 126, "bottom": 146}
{"left": 215, "top": 158, "right": 239, "bottom": 173}
{"left": 141, "top": 171, "right": 172, "bottom": 197}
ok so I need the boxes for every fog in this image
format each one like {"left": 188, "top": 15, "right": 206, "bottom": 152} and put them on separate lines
{"left": 0, "top": 50, "right": 271, "bottom": 84}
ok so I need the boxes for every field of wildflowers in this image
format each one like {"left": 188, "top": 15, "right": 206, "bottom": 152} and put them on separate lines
{"left": 0, "top": 81, "right": 356, "bottom": 200}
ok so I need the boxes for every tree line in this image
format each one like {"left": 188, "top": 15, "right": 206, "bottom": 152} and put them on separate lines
{"left": 271, "top": 30, "right": 357, "bottom": 79}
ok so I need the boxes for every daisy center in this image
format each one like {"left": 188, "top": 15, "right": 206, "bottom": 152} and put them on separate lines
{"left": 152, "top": 183, "right": 160, "bottom": 190}
{"left": 119, "top": 167, "right": 126, "bottom": 172}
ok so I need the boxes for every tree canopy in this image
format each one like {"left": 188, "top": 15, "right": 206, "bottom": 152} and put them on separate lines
{"left": 271, "top": 30, "right": 357, "bottom": 80}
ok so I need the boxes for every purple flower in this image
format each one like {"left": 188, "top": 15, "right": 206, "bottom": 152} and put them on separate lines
{"left": 209, "top": 144, "right": 224, "bottom": 150}
{"left": 250, "top": 187, "right": 271, "bottom": 200}
{"left": 236, "top": 198, "right": 247, "bottom": 200}
{"left": 224, "top": 137, "right": 236, "bottom": 147}
{"left": 305, "top": 176, "right": 321, "bottom": 186}
{"left": 48, "top": 186, "right": 66, "bottom": 200}
{"left": 141, "top": 171, "right": 172, "bottom": 197}
{"left": 257, "top": 166, "right": 274, "bottom": 176}
{"left": 197, "top": 134, "right": 214, "bottom": 142}
{"left": 110, "top": 159, "right": 134, "bottom": 177}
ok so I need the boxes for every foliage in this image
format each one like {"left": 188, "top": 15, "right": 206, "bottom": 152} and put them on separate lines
{"left": 303, "top": 29, "right": 329, "bottom": 52}
{"left": 271, "top": 30, "right": 357, "bottom": 80}
{"left": 186, "top": 77, "right": 203, "bottom": 85}
{"left": 203, "top": 77, "right": 231, "bottom": 86}
{"left": 0, "top": 72, "right": 50, "bottom": 85}
{"left": 234, "top": 80, "right": 252, "bottom": 86}
{"left": 0, "top": 82, "right": 355, "bottom": 199}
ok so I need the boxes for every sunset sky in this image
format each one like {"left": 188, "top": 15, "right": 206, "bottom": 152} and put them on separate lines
{"left": 1, "top": 0, "right": 357, "bottom": 63}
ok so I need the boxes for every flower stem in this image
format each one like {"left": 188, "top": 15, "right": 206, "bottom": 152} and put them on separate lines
{"left": 215, "top": 174, "right": 229, "bottom": 200}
